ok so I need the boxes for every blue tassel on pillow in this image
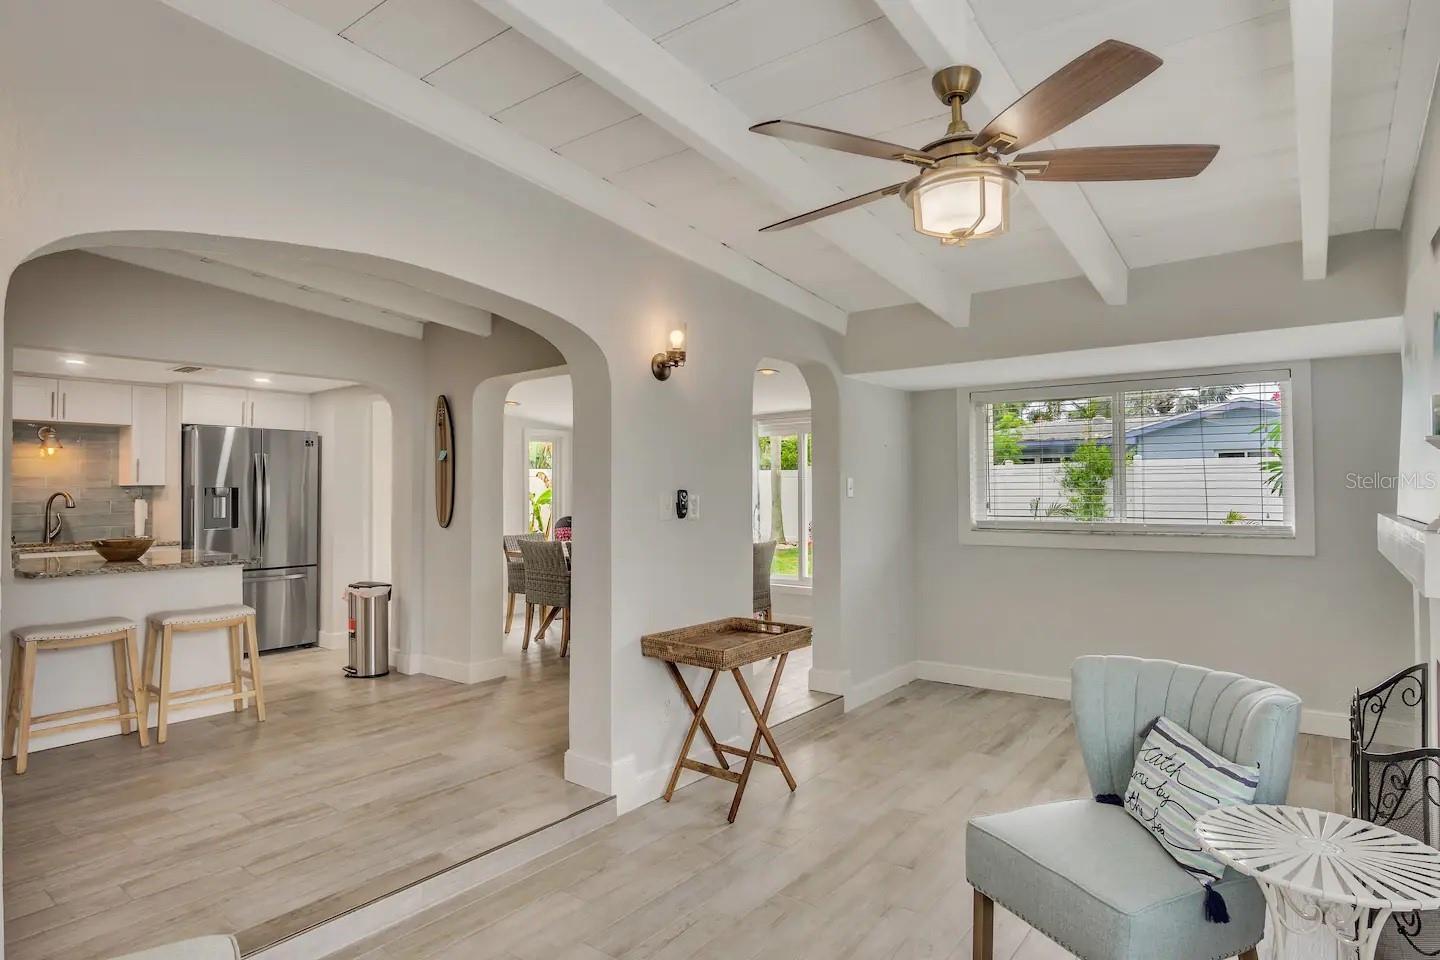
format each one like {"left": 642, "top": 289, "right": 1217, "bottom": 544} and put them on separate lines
{"left": 1095, "top": 793, "right": 1124, "bottom": 806}
{"left": 1203, "top": 884, "right": 1230, "bottom": 923}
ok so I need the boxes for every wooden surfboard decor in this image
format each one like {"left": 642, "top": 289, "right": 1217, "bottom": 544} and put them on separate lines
{"left": 434, "top": 395, "right": 455, "bottom": 528}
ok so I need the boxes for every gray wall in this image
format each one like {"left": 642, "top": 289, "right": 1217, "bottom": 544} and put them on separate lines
{"left": 845, "top": 231, "right": 1404, "bottom": 376}
{"left": 911, "top": 354, "right": 1412, "bottom": 718}
{"left": 10, "top": 423, "right": 143, "bottom": 542}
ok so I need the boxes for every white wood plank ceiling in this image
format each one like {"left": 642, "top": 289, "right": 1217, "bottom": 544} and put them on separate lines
{"left": 267, "top": 0, "right": 1434, "bottom": 323}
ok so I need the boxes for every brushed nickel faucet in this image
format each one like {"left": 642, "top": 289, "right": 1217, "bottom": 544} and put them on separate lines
{"left": 43, "top": 491, "right": 76, "bottom": 545}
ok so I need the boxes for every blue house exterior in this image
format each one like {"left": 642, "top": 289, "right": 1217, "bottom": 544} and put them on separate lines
{"left": 1016, "top": 400, "right": 1280, "bottom": 461}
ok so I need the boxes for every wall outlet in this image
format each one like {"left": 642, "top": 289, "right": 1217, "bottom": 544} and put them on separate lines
{"left": 689, "top": 494, "right": 700, "bottom": 519}
{"left": 846, "top": 476, "right": 855, "bottom": 498}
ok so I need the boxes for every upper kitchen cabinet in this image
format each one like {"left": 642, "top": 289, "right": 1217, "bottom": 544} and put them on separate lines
{"left": 12, "top": 376, "right": 132, "bottom": 425}
{"left": 12, "top": 376, "right": 58, "bottom": 421}
{"left": 181, "top": 384, "right": 308, "bottom": 430}
{"left": 118, "top": 385, "right": 167, "bottom": 486}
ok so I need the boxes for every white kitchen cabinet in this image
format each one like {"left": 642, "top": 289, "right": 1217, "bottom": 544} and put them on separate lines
{"left": 58, "top": 380, "right": 134, "bottom": 425}
{"left": 181, "top": 384, "right": 307, "bottom": 430}
{"left": 248, "top": 391, "right": 308, "bottom": 430}
{"left": 13, "top": 376, "right": 58, "bottom": 421}
{"left": 181, "top": 384, "right": 247, "bottom": 427}
{"left": 11, "top": 377, "right": 132, "bottom": 425}
{"left": 118, "top": 385, "right": 167, "bottom": 486}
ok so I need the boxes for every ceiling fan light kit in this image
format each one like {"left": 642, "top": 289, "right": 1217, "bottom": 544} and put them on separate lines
{"left": 750, "top": 39, "right": 1218, "bottom": 247}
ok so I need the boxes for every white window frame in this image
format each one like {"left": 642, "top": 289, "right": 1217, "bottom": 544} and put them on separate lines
{"left": 521, "top": 427, "right": 564, "bottom": 535}
{"left": 754, "top": 413, "right": 812, "bottom": 585}
{"left": 961, "top": 361, "right": 1315, "bottom": 556}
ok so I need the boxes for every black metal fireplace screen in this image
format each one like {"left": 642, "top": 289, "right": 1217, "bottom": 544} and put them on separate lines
{"left": 1351, "top": 663, "right": 1437, "bottom": 957}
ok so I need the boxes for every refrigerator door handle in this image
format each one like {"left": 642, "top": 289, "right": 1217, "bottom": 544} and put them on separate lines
{"left": 186, "top": 426, "right": 201, "bottom": 549}
{"left": 261, "top": 452, "right": 272, "bottom": 552}
{"left": 247, "top": 571, "right": 308, "bottom": 583}
{"left": 251, "top": 453, "right": 263, "bottom": 560}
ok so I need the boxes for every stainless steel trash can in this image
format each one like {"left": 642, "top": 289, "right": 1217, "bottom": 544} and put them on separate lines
{"left": 344, "top": 581, "right": 391, "bottom": 678}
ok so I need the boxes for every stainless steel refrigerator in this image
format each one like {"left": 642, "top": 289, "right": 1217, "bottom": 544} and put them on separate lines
{"left": 183, "top": 425, "right": 320, "bottom": 652}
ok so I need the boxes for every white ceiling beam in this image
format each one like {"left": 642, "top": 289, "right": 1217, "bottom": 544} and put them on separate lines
{"left": 1289, "top": 0, "right": 1335, "bottom": 280}
{"left": 172, "top": 242, "right": 492, "bottom": 335}
{"left": 873, "top": 0, "right": 1130, "bottom": 306}
{"left": 478, "top": 0, "right": 973, "bottom": 327}
{"left": 1376, "top": 0, "right": 1440, "bottom": 229}
{"left": 156, "top": 0, "right": 849, "bottom": 333}
{"left": 90, "top": 247, "right": 427, "bottom": 338}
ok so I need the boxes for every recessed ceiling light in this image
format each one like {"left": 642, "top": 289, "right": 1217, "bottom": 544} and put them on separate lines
{"left": 756, "top": 367, "right": 780, "bottom": 376}
{"left": 505, "top": 399, "right": 520, "bottom": 407}
{"left": 63, "top": 358, "right": 87, "bottom": 366}
{"left": 252, "top": 376, "right": 272, "bottom": 384}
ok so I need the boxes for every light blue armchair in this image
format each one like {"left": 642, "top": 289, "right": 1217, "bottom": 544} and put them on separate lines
{"left": 966, "top": 656, "right": 1301, "bottom": 960}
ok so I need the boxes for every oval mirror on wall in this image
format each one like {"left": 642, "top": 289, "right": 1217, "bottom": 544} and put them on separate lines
{"left": 435, "top": 395, "right": 455, "bottom": 528}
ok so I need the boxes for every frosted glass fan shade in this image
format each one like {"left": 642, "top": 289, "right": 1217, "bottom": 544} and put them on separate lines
{"left": 910, "top": 168, "right": 1009, "bottom": 241}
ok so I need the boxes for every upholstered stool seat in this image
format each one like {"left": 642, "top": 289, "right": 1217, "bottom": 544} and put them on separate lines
{"left": 147, "top": 604, "right": 256, "bottom": 627}
{"left": 142, "top": 604, "right": 265, "bottom": 743}
{"left": 968, "top": 800, "right": 1265, "bottom": 960}
{"left": 5, "top": 617, "right": 147, "bottom": 773}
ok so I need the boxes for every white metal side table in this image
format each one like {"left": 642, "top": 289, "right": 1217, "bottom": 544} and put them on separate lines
{"left": 1196, "top": 804, "right": 1440, "bottom": 960}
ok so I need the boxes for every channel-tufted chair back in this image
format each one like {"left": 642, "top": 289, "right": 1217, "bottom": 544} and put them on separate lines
{"left": 1071, "top": 655, "right": 1301, "bottom": 805}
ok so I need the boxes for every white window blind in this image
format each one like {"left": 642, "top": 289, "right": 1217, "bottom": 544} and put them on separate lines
{"left": 973, "top": 371, "right": 1292, "bottom": 536}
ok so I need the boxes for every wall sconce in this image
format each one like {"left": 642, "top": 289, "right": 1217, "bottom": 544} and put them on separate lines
{"left": 651, "top": 324, "right": 688, "bottom": 381}
{"left": 37, "top": 425, "right": 62, "bottom": 457}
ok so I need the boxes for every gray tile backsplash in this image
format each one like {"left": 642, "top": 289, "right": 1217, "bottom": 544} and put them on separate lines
{"left": 11, "top": 424, "right": 153, "bottom": 543}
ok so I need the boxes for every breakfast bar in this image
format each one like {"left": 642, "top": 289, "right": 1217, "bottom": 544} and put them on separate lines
{"left": 4, "top": 543, "right": 247, "bottom": 754}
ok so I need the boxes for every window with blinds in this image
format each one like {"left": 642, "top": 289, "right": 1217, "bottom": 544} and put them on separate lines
{"left": 972, "top": 370, "right": 1292, "bottom": 535}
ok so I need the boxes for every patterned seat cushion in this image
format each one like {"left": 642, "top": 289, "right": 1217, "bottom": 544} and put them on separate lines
{"left": 14, "top": 617, "right": 136, "bottom": 643}
{"left": 147, "top": 604, "right": 255, "bottom": 627}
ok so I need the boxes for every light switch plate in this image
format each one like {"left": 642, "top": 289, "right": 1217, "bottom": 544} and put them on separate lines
{"left": 846, "top": 477, "right": 855, "bottom": 498}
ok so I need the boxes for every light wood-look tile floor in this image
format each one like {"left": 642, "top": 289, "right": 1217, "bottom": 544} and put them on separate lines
{"left": 765, "top": 646, "right": 841, "bottom": 727}
{"left": 332, "top": 681, "right": 1350, "bottom": 960}
{"left": 3, "top": 630, "right": 603, "bottom": 960}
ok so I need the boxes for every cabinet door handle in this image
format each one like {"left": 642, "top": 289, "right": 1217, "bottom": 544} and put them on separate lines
{"left": 135, "top": 458, "right": 141, "bottom": 483}
{"left": 61, "top": 393, "right": 66, "bottom": 419}
{"left": 49, "top": 391, "right": 55, "bottom": 418}
{"left": 241, "top": 400, "right": 247, "bottom": 426}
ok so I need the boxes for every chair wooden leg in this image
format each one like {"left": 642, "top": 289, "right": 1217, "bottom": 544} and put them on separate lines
{"left": 140, "top": 623, "right": 158, "bottom": 732}
{"left": 156, "top": 625, "right": 174, "bottom": 744}
{"left": 4, "top": 638, "right": 23, "bottom": 761}
{"left": 228, "top": 623, "right": 244, "bottom": 713}
{"left": 124, "top": 628, "right": 149, "bottom": 747}
{"left": 535, "top": 606, "right": 560, "bottom": 642}
{"left": 504, "top": 593, "right": 517, "bottom": 634}
{"left": 110, "top": 636, "right": 133, "bottom": 735}
{"left": 523, "top": 603, "right": 534, "bottom": 651}
{"left": 14, "top": 642, "right": 38, "bottom": 774}
{"left": 244, "top": 615, "right": 267, "bottom": 722}
{"left": 973, "top": 890, "right": 994, "bottom": 960}
{"left": 560, "top": 607, "right": 570, "bottom": 659}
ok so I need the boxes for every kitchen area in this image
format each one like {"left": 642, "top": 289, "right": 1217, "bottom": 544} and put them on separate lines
{"left": 5, "top": 352, "right": 333, "bottom": 749}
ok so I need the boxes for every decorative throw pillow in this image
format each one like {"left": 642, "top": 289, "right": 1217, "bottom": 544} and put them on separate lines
{"left": 1123, "top": 716, "right": 1261, "bottom": 922}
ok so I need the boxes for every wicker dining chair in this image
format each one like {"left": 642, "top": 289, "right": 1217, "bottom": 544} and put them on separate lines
{"left": 518, "top": 539, "right": 571, "bottom": 657}
{"left": 753, "top": 540, "right": 777, "bottom": 620}
{"left": 502, "top": 533, "right": 545, "bottom": 634}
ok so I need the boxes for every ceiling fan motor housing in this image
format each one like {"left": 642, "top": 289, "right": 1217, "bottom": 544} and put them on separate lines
{"left": 932, "top": 65, "right": 982, "bottom": 105}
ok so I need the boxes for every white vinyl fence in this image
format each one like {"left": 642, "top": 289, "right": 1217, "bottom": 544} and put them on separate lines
{"left": 755, "top": 469, "right": 811, "bottom": 542}
{"left": 986, "top": 457, "right": 1285, "bottom": 525}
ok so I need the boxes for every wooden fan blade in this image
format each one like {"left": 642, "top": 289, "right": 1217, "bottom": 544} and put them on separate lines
{"left": 974, "top": 40, "right": 1163, "bottom": 154}
{"left": 750, "top": 120, "right": 925, "bottom": 164}
{"left": 759, "top": 181, "right": 908, "bottom": 232}
{"left": 1014, "top": 144, "right": 1219, "bottom": 181}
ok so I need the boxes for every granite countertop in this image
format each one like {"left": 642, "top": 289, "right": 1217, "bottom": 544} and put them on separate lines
{"left": 13, "top": 545, "right": 246, "bottom": 580}
{"left": 11, "top": 539, "right": 181, "bottom": 556}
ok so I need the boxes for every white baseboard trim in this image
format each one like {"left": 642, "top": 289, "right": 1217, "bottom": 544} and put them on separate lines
{"left": 847, "top": 662, "right": 918, "bottom": 710}
{"left": 390, "top": 649, "right": 421, "bottom": 675}
{"left": 257, "top": 797, "right": 617, "bottom": 960}
{"left": 916, "top": 661, "right": 1070, "bottom": 701}
{"left": 25, "top": 699, "right": 232, "bottom": 753}
{"left": 417, "top": 654, "right": 507, "bottom": 685}
{"left": 914, "top": 661, "right": 1367, "bottom": 742}
{"left": 565, "top": 749, "right": 620, "bottom": 797}
{"left": 318, "top": 630, "right": 347, "bottom": 651}
{"left": 808, "top": 667, "right": 850, "bottom": 696}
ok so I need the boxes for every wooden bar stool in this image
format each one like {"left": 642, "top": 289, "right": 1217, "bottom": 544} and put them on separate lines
{"left": 4, "top": 617, "right": 147, "bottom": 774}
{"left": 143, "top": 604, "right": 266, "bottom": 744}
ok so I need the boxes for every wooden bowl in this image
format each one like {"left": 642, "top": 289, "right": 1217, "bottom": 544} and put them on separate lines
{"left": 92, "top": 537, "right": 155, "bottom": 562}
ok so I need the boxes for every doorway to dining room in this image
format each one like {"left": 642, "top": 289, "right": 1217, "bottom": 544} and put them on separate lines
{"left": 502, "top": 374, "right": 575, "bottom": 670}
{"left": 753, "top": 359, "right": 838, "bottom": 726}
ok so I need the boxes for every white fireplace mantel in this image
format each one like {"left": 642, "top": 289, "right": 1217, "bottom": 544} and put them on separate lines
{"left": 1378, "top": 512, "right": 1440, "bottom": 745}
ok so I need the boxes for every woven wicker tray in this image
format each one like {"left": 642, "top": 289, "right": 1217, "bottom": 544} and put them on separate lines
{"left": 641, "top": 617, "right": 812, "bottom": 670}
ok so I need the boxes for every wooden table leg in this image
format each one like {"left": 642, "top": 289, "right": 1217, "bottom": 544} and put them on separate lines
{"left": 663, "top": 668, "right": 720, "bottom": 802}
{"left": 535, "top": 606, "right": 559, "bottom": 640}
{"left": 726, "top": 651, "right": 795, "bottom": 822}
{"left": 664, "top": 661, "right": 729, "bottom": 771}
